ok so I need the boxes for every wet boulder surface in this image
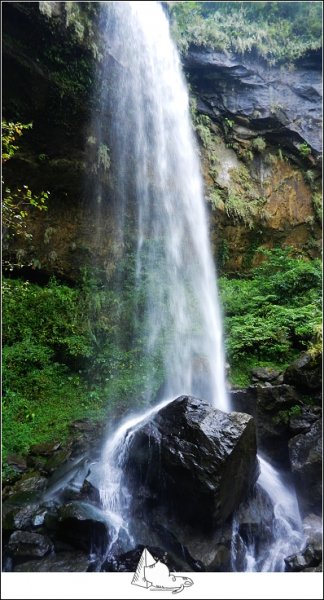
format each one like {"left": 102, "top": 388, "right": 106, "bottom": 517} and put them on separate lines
{"left": 124, "top": 395, "right": 259, "bottom": 531}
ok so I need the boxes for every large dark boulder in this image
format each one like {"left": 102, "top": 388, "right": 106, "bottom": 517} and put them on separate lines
{"left": 254, "top": 384, "right": 301, "bottom": 465}
{"left": 7, "top": 531, "right": 53, "bottom": 560}
{"left": 288, "top": 421, "right": 322, "bottom": 515}
{"left": 289, "top": 406, "right": 321, "bottom": 435}
{"left": 5, "top": 473, "right": 48, "bottom": 497}
{"left": 283, "top": 352, "right": 322, "bottom": 393}
{"left": 251, "top": 367, "right": 282, "bottom": 384}
{"left": 231, "top": 384, "right": 302, "bottom": 467}
{"left": 14, "top": 551, "right": 93, "bottom": 572}
{"left": 285, "top": 543, "right": 322, "bottom": 572}
{"left": 124, "top": 396, "right": 259, "bottom": 531}
{"left": 57, "top": 501, "right": 110, "bottom": 552}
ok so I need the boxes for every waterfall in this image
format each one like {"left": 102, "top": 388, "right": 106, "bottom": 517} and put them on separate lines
{"left": 94, "top": 1, "right": 304, "bottom": 570}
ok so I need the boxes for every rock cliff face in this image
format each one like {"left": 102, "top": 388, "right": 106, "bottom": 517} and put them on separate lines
{"left": 184, "top": 47, "right": 322, "bottom": 271}
{"left": 2, "top": 3, "right": 322, "bottom": 281}
{"left": 185, "top": 48, "right": 322, "bottom": 155}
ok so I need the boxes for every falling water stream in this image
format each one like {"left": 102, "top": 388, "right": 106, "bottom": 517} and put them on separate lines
{"left": 95, "top": 1, "right": 304, "bottom": 571}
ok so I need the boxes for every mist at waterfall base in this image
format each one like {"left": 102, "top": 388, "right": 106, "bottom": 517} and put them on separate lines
{"left": 93, "top": 2, "right": 304, "bottom": 572}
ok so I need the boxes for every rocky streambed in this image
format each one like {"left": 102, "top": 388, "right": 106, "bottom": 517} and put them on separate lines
{"left": 2, "top": 355, "right": 322, "bottom": 572}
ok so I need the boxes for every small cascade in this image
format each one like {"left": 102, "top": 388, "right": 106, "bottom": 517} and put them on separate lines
{"left": 99, "top": 397, "right": 173, "bottom": 558}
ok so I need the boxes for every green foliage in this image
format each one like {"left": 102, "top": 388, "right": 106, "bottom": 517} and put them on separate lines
{"left": 225, "top": 193, "right": 265, "bottom": 229}
{"left": 170, "top": 1, "right": 322, "bottom": 65}
{"left": 225, "top": 165, "right": 266, "bottom": 228}
{"left": 298, "top": 142, "right": 312, "bottom": 158}
{"left": 312, "top": 192, "right": 322, "bottom": 223}
{"left": 2, "top": 121, "right": 32, "bottom": 161}
{"left": 273, "top": 404, "right": 302, "bottom": 426}
{"left": 219, "top": 248, "right": 322, "bottom": 384}
{"left": 2, "top": 268, "right": 165, "bottom": 464}
{"left": 224, "top": 118, "right": 234, "bottom": 128}
{"left": 252, "top": 137, "right": 266, "bottom": 152}
{"left": 193, "top": 112, "right": 219, "bottom": 182}
{"left": 2, "top": 121, "right": 49, "bottom": 269}
{"left": 208, "top": 188, "right": 224, "bottom": 211}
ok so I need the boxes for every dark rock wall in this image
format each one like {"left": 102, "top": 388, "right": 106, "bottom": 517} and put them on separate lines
{"left": 185, "top": 48, "right": 322, "bottom": 155}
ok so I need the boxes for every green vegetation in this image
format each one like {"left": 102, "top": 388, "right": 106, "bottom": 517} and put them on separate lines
{"left": 2, "top": 121, "right": 49, "bottom": 270}
{"left": 312, "top": 192, "right": 322, "bottom": 224}
{"left": 252, "top": 137, "right": 266, "bottom": 153}
{"left": 273, "top": 404, "right": 302, "bottom": 426}
{"left": 2, "top": 273, "right": 163, "bottom": 467}
{"left": 219, "top": 248, "right": 322, "bottom": 385}
{"left": 170, "top": 2, "right": 322, "bottom": 65}
{"left": 225, "top": 165, "right": 266, "bottom": 228}
{"left": 298, "top": 142, "right": 312, "bottom": 157}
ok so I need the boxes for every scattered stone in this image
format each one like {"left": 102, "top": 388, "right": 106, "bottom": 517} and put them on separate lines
{"left": 251, "top": 367, "right": 281, "bottom": 383}
{"left": 2, "top": 503, "right": 41, "bottom": 532}
{"left": 289, "top": 406, "right": 321, "bottom": 435}
{"left": 30, "top": 441, "right": 61, "bottom": 456}
{"left": 8, "top": 531, "right": 54, "bottom": 560}
{"left": 14, "top": 551, "right": 92, "bottom": 572}
{"left": 284, "top": 352, "right": 322, "bottom": 393}
{"left": 57, "top": 501, "right": 110, "bottom": 552}
{"left": 303, "top": 514, "right": 322, "bottom": 551}
{"left": 69, "top": 420, "right": 96, "bottom": 432}
{"left": 7, "top": 474, "right": 48, "bottom": 496}
{"left": 288, "top": 420, "right": 322, "bottom": 514}
{"left": 7, "top": 455, "right": 28, "bottom": 473}
{"left": 285, "top": 543, "right": 322, "bottom": 572}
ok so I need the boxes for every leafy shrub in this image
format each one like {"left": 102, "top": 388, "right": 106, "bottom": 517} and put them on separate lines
{"left": 219, "top": 248, "right": 322, "bottom": 382}
{"left": 170, "top": 2, "right": 322, "bottom": 65}
{"left": 298, "top": 142, "right": 312, "bottom": 157}
{"left": 252, "top": 137, "right": 266, "bottom": 152}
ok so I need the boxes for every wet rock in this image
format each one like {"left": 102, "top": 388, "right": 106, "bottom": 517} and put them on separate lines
{"left": 14, "top": 551, "right": 92, "bottom": 572}
{"left": 289, "top": 406, "right": 321, "bottom": 435}
{"left": 78, "top": 462, "right": 102, "bottom": 504}
{"left": 184, "top": 49, "right": 322, "bottom": 155}
{"left": 8, "top": 531, "right": 54, "bottom": 560}
{"left": 284, "top": 543, "right": 322, "bottom": 572}
{"left": 303, "top": 514, "right": 322, "bottom": 551}
{"left": 26, "top": 455, "right": 48, "bottom": 472}
{"left": 207, "top": 545, "right": 231, "bottom": 572}
{"left": 80, "top": 479, "right": 101, "bottom": 505}
{"left": 288, "top": 421, "right": 322, "bottom": 514}
{"left": 44, "top": 448, "right": 72, "bottom": 474}
{"left": 30, "top": 441, "right": 61, "bottom": 456}
{"left": 7, "top": 473, "right": 48, "bottom": 497}
{"left": 304, "top": 562, "right": 322, "bottom": 572}
{"left": 45, "top": 455, "right": 91, "bottom": 502}
{"left": 284, "top": 352, "right": 322, "bottom": 393}
{"left": 235, "top": 484, "right": 274, "bottom": 550}
{"left": 232, "top": 384, "right": 300, "bottom": 467}
{"left": 2, "top": 503, "right": 41, "bottom": 532}
{"left": 251, "top": 367, "right": 281, "bottom": 384}
{"left": 230, "top": 388, "right": 257, "bottom": 417}
{"left": 254, "top": 384, "right": 301, "bottom": 466}
{"left": 70, "top": 419, "right": 97, "bottom": 432}
{"left": 103, "top": 545, "right": 183, "bottom": 573}
{"left": 57, "top": 501, "right": 110, "bottom": 552}
{"left": 124, "top": 396, "right": 259, "bottom": 531}
{"left": 7, "top": 454, "right": 28, "bottom": 473}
